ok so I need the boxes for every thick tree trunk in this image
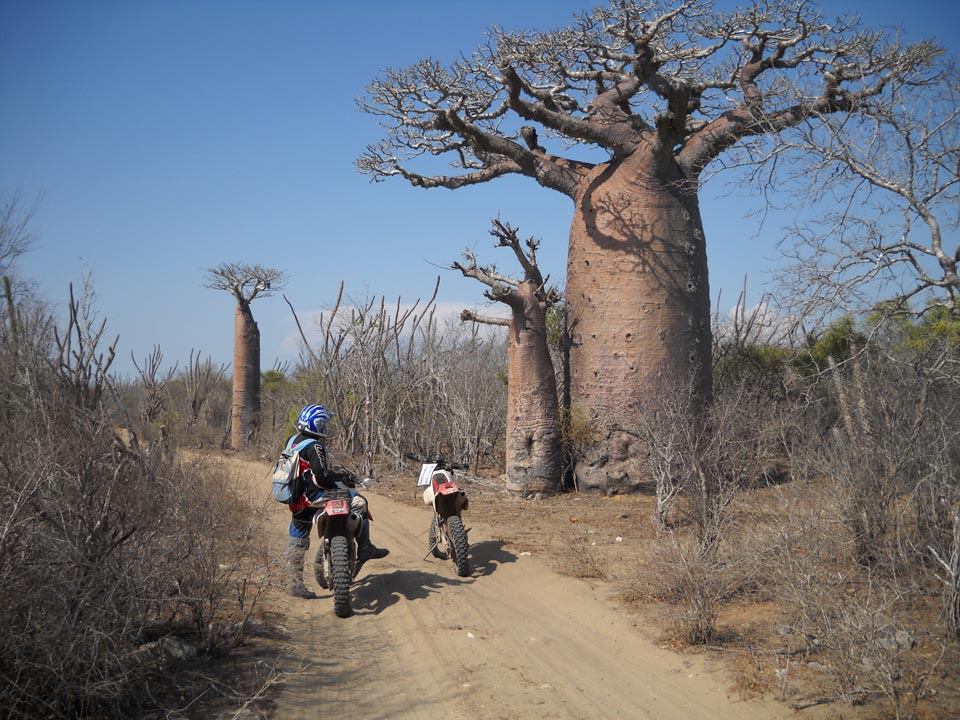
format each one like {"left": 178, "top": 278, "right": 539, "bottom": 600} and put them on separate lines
{"left": 567, "top": 150, "right": 711, "bottom": 491}
{"left": 230, "top": 302, "right": 261, "bottom": 449}
{"left": 504, "top": 282, "right": 562, "bottom": 495}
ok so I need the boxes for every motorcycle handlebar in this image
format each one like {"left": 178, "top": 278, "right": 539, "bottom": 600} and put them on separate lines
{"left": 403, "top": 452, "right": 469, "bottom": 471}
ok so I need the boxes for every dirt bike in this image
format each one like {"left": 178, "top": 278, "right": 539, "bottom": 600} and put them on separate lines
{"left": 418, "top": 459, "right": 471, "bottom": 577}
{"left": 312, "top": 480, "right": 369, "bottom": 618}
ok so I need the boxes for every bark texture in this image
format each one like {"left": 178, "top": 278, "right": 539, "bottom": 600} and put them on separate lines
{"left": 503, "top": 281, "right": 562, "bottom": 495}
{"left": 358, "top": 1, "right": 935, "bottom": 490}
{"left": 457, "top": 221, "right": 562, "bottom": 494}
{"left": 568, "top": 152, "right": 711, "bottom": 490}
{"left": 230, "top": 302, "right": 261, "bottom": 449}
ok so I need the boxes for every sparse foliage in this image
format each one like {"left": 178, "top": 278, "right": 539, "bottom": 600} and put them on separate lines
{"left": 0, "top": 279, "right": 272, "bottom": 718}
{"left": 285, "top": 282, "right": 509, "bottom": 473}
{"left": 53, "top": 279, "right": 118, "bottom": 410}
{"left": 779, "top": 67, "right": 960, "bottom": 320}
{"left": 0, "top": 190, "right": 40, "bottom": 277}
{"left": 131, "top": 344, "right": 177, "bottom": 426}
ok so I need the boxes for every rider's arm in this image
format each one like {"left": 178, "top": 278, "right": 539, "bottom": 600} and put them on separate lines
{"left": 302, "top": 441, "right": 335, "bottom": 490}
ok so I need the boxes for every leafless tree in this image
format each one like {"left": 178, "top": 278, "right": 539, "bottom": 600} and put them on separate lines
{"left": 53, "top": 279, "right": 117, "bottom": 410}
{"left": 131, "top": 345, "right": 177, "bottom": 427}
{"left": 287, "top": 280, "right": 440, "bottom": 474}
{"left": 455, "top": 219, "right": 562, "bottom": 494}
{"left": 0, "top": 190, "right": 40, "bottom": 278}
{"left": 777, "top": 66, "right": 959, "bottom": 320}
{"left": 358, "top": 0, "right": 941, "bottom": 490}
{"left": 183, "top": 348, "right": 228, "bottom": 428}
{"left": 204, "top": 263, "right": 285, "bottom": 449}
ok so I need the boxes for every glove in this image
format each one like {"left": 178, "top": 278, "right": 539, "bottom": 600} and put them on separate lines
{"left": 359, "top": 477, "right": 374, "bottom": 489}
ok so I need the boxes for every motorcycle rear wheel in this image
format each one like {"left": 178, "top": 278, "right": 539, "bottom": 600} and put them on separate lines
{"left": 330, "top": 535, "right": 353, "bottom": 618}
{"left": 447, "top": 515, "right": 470, "bottom": 577}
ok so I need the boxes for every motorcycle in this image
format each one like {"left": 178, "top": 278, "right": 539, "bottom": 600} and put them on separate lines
{"left": 418, "top": 459, "right": 470, "bottom": 577}
{"left": 312, "top": 478, "right": 371, "bottom": 618}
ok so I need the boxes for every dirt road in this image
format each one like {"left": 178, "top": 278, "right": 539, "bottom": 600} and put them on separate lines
{"left": 240, "top": 458, "right": 787, "bottom": 720}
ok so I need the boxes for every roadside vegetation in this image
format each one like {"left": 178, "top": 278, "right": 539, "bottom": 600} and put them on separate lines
{"left": 0, "top": 271, "right": 276, "bottom": 718}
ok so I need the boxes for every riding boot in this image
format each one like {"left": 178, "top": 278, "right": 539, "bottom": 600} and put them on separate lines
{"left": 285, "top": 537, "right": 317, "bottom": 599}
{"left": 356, "top": 519, "right": 389, "bottom": 561}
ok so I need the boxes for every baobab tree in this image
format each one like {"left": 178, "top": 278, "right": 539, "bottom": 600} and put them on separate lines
{"left": 204, "top": 262, "right": 285, "bottom": 449}
{"left": 358, "top": 0, "right": 944, "bottom": 490}
{"left": 455, "top": 219, "right": 562, "bottom": 495}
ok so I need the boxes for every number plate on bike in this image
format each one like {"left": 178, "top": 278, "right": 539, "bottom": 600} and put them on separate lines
{"left": 325, "top": 499, "right": 350, "bottom": 515}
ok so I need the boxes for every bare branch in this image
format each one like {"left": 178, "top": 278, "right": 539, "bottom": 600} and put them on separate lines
{"left": 203, "top": 262, "right": 287, "bottom": 305}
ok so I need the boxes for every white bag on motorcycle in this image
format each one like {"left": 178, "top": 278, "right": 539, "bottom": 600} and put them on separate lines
{"left": 271, "top": 437, "right": 316, "bottom": 503}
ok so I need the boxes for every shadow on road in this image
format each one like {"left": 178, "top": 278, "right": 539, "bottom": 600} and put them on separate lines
{"left": 468, "top": 540, "right": 516, "bottom": 577}
{"left": 350, "top": 569, "right": 465, "bottom": 615}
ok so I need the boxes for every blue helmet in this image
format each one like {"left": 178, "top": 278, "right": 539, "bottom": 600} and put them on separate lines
{"left": 296, "top": 404, "right": 333, "bottom": 437}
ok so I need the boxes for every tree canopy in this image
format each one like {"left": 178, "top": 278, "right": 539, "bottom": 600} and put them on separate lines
{"left": 358, "top": 0, "right": 943, "bottom": 194}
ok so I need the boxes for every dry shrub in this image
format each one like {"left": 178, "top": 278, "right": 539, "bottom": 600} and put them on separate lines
{"left": 760, "top": 361, "right": 958, "bottom": 720}
{"left": 0, "top": 285, "right": 272, "bottom": 719}
{"left": 554, "top": 535, "right": 609, "bottom": 580}
{"left": 630, "top": 380, "right": 778, "bottom": 644}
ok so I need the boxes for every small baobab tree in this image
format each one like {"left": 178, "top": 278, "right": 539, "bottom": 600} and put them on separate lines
{"left": 455, "top": 219, "right": 562, "bottom": 495}
{"left": 204, "top": 262, "right": 285, "bottom": 449}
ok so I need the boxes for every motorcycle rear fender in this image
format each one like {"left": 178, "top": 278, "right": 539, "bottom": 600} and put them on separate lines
{"left": 315, "top": 510, "right": 362, "bottom": 539}
{"left": 435, "top": 488, "right": 468, "bottom": 517}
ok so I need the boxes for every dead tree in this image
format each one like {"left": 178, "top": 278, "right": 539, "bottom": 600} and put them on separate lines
{"left": 184, "top": 349, "right": 228, "bottom": 427}
{"left": 131, "top": 345, "right": 177, "bottom": 427}
{"left": 53, "top": 280, "right": 117, "bottom": 410}
{"left": 455, "top": 219, "right": 562, "bottom": 495}
{"left": 204, "top": 263, "right": 285, "bottom": 449}
{"left": 286, "top": 280, "right": 440, "bottom": 475}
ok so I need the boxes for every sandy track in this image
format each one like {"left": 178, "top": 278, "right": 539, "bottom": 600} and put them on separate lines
{"left": 237, "top": 457, "right": 787, "bottom": 720}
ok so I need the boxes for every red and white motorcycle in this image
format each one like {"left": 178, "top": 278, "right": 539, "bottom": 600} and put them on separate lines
{"left": 312, "top": 478, "right": 372, "bottom": 618}
{"left": 418, "top": 460, "right": 470, "bottom": 577}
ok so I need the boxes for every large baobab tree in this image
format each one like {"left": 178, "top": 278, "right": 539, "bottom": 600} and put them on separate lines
{"left": 204, "top": 262, "right": 285, "bottom": 449}
{"left": 358, "top": 0, "right": 943, "bottom": 490}
{"left": 455, "top": 219, "right": 562, "bottom": 495}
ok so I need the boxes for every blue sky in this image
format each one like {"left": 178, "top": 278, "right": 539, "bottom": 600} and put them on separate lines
{"left": 2, "top": 0, "right": 957, "bottom": 377}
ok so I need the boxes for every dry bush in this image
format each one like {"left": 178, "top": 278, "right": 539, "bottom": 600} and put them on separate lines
{"left": 0, "top": 282, "right": 273, "bottom": 719}
{"left": 288, "top": 286, "right": 508, "bottom": 473}
{"left": 559, "top": 404, "right": 597, "bottom": 490}
{"left": 554, "top": 535, "right": 609, "bottom": 580}
{"left": 631, "top": 380, "right": 778, "bottom": 643}
{"left": 753, "top": 347, "right": 960, "bottom": 718}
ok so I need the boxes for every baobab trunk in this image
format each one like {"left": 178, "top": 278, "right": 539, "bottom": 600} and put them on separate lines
{"left": 566, "top": 150, "right": 711, "bottom": 491}
{"left": 504, "top": 282, "right": 562, "bottom": 495}
{"left": 230, "top": 302, "right": 261, "bottom": 449}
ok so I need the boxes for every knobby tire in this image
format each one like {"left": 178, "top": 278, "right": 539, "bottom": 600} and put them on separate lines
{"left": 447, "top": 515, "right": 470, "bottom": 577}
{"left": 330, "top": 535, "right": 353, "bottom": 618}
